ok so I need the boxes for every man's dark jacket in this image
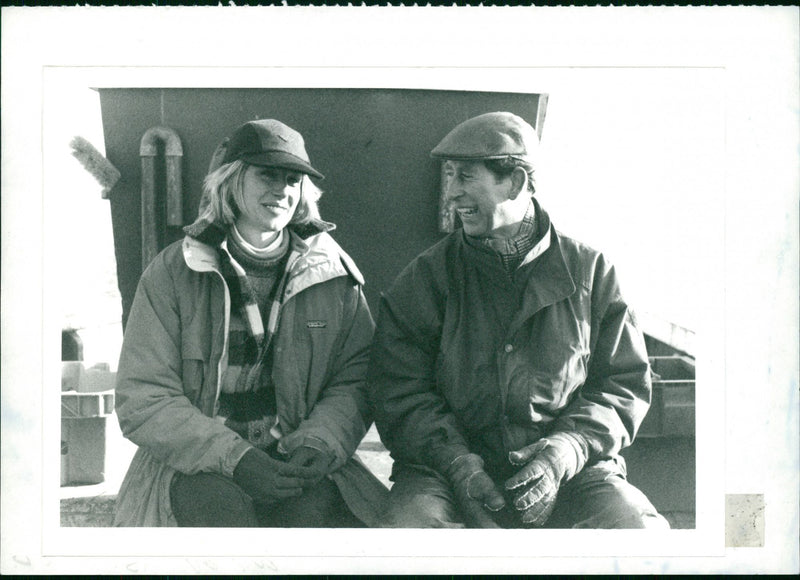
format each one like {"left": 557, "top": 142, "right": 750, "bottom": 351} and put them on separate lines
{"left": 369, "top": 199, "right": 652, "bottom": 480}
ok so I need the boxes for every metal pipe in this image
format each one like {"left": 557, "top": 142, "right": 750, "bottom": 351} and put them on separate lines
{"left": 139, "top": 126, "right": 183, "bottom": 269}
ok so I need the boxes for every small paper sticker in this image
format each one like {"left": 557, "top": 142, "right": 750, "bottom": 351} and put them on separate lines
{"left": 725, "top": 494, "right": 765, "bottom": 547}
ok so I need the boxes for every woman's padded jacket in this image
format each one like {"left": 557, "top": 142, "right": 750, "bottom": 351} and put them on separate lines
{"left": 113, "top": 226, "right": 387, "bottom": 526}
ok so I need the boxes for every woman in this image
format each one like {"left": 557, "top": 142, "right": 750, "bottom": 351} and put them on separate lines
{"left": 113, "top": 119, "right": 387, "bottom": 527}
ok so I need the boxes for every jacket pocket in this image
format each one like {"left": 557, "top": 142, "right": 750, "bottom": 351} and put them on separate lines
{"left": 505, "top": 340, "right": 589, "bottom": 424}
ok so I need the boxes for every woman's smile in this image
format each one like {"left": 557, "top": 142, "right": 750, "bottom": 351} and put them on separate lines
{"left": 235, "top": 165, "right": 303, "bottom": 244}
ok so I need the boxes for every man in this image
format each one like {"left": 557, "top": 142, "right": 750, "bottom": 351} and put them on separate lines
{"left": 368, "top": 111, "right": 668, "bottom": 528}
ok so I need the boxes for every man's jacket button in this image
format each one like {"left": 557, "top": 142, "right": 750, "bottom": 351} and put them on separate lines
{"left": 504, "top": 344, "right": 514, "bottom": 353}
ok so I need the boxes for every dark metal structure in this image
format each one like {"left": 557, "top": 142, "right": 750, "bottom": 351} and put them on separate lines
{"left": 98, "top": 88, "right": 547, "bottom": 325}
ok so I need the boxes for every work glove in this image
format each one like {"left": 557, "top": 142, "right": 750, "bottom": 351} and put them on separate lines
{"left": 504, "top": 432, "right": 588, "bottom": 527}
{"left": 233, "top": 447, "right": 319, "bottom": 504}
{"left": 287, "top": 443, "right": 336, "bottom": 487}
{"left": 446, "top": 453, "right": 506, "bottom": 528}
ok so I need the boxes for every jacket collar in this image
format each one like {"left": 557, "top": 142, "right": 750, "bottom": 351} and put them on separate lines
{"left": 512, "top": 201, "right": 578, "bottom": 325}
{"left": 182, "top": 226, "right": 364, "bottom": 291}
{"left": 462, "top": 197, "right": 556, "bottom": 278}
{"left": 182, "top": 235, "right": 221, "bottom": 273}
{"left": 516, "top": 224, "right": 577, "bottom": 312}
{"left": 282, "top": 228, "right": 364, "bottom": 299}
{"left": 459, "top": 198, "right": 577, "bottom": 322}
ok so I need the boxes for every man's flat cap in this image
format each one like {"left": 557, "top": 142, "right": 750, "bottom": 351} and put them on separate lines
{"left": 431, "top": 111, "right": 539, "bottom": 164}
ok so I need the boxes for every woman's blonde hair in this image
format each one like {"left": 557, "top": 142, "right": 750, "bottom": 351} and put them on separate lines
{"left": 197, "top": 160, "right": 323, "bottom": 228}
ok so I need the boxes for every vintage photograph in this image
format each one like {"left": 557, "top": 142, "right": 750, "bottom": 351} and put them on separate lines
{"left": 3, "top": 5, "right": 798, "bottom": 575}
{"left": 56, "top": 85, "right": 698, "bottom": 532}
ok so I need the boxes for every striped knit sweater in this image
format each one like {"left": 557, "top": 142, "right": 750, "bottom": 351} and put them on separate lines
{"left": 216, "top": 227, "right": 291, "bottom": 449}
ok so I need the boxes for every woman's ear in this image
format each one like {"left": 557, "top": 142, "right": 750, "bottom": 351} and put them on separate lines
{"left": 508, "top": 167, "right": 528, "bottom": 200}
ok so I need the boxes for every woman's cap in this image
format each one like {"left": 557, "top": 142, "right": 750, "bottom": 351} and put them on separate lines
{"left": 221, "top": 119, "right": 324, "bottom": 179}
{"left": 430, "top": 111, "right": 539, "bottom": 165}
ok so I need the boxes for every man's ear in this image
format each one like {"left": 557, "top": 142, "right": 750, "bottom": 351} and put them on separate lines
{"left": 508, "top": 167, "right": 528, "bottom": 200}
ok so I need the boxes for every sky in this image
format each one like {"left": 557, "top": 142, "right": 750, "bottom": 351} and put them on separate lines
{"left": 44, "top": 81, "right": 122, "bottom": 368}
{"left": 535, "top": 67, "right": 724, "bottom": 333}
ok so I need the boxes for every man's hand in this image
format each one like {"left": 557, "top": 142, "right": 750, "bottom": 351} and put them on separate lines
{"left": 287, "top": 445, "right": 335, "bottom": 487}
{"left": 446, "top": 453, "right": 506, "bottom": 528}
{"left": 233, "top": 447, "right": 319, "bottom": 504}
{"left": 504, "top": 433, "right": 588, "bottom": 527}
